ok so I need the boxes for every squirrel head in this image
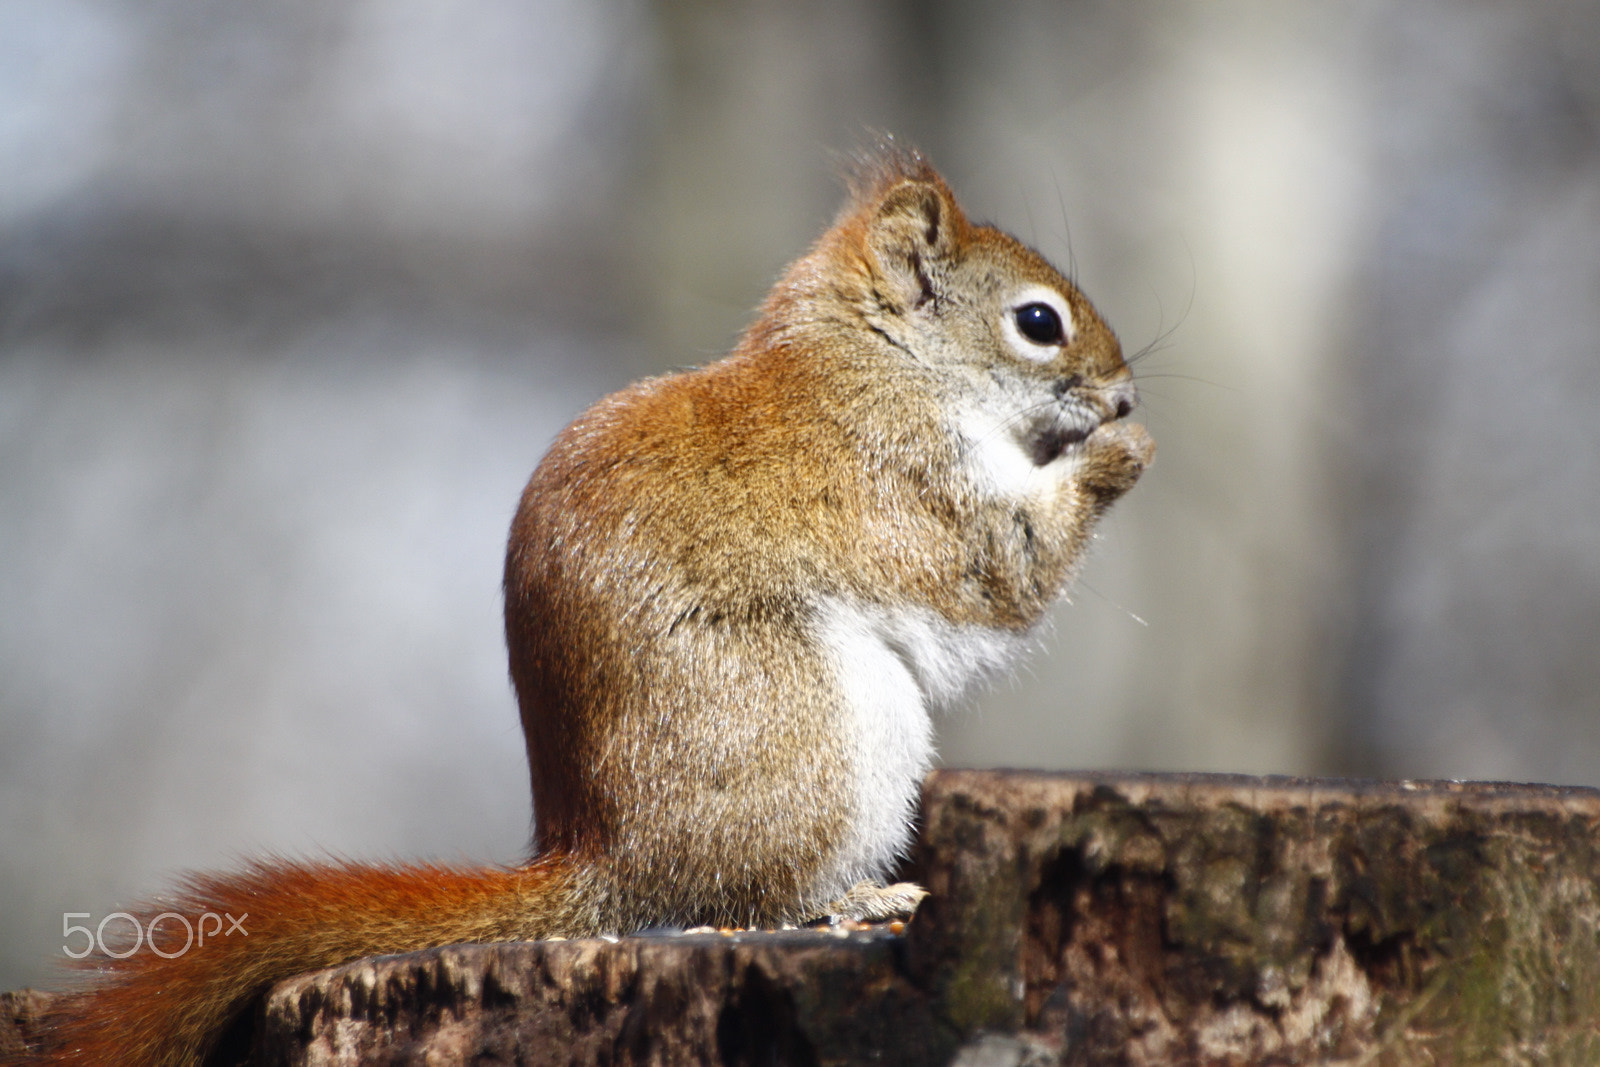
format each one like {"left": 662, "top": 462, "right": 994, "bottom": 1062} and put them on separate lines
{"left": 756, "top": 144, "right": 1144, "bottom": 498}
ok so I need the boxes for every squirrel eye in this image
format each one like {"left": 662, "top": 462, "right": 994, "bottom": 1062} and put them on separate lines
{"left": 1014, "top": 302, "right": 1064, "bottom": 346}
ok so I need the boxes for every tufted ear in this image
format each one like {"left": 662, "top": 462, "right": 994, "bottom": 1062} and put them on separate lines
{"left": 864, "top": 179, "right": 959, "bottom": 313}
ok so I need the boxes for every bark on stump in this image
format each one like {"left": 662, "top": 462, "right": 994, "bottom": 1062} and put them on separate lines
{"left": 9, "top": 770, "right": 1600, "bottom": 1064}
{"left": 910, "top": 771, "right": 1600, "bottom": 1064}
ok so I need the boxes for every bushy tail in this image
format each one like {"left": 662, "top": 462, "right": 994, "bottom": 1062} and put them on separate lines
{"left": 32, "top": 856, "right": 579, "bottom": 1067}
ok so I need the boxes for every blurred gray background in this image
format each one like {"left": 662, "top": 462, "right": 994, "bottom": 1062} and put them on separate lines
{"left": 4, "top": 0, "right": 1598, "bottom": 989}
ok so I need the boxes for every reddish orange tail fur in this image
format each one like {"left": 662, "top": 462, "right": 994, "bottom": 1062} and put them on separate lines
{"left": 31, "top": 856, "right": 579, "bottom": 1067}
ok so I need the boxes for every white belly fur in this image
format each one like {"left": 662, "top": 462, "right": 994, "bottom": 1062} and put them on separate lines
{"left": 809, "top": 597, "right": 1035, "bottom": 900}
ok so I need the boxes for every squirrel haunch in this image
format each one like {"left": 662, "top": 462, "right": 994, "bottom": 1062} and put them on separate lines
{"left": 33, "top": 147, "right": 1152, "bottom": 1066}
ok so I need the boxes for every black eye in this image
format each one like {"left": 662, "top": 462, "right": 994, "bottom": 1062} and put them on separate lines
{"left": 1014, "top": 302, "right": 1064, "bottom": 345}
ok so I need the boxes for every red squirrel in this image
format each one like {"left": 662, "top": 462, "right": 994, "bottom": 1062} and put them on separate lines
{"left": 30, "top": 146, "right": 1152, "bottom": 1066}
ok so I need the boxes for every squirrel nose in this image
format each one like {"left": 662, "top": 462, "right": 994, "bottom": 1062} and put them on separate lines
{"left": 1105, "top": 378, "right": 1138, "bottom": 420}
{"left": 1054, "top": 375, "right": 1138, "bottom": 421}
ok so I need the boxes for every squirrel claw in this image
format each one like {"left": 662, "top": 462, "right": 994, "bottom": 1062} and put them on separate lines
{"left": 821, "top": 880, "right": 929, "bottom": 923}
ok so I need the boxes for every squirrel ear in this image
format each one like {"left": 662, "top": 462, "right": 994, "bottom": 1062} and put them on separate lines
{"left": 864, "top": 180, "right": 957, "bottom": 312}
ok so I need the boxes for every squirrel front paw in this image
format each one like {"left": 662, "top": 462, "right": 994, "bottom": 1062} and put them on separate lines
{"left": 819, "top": 880, "right": 929, "bottom": 923}
{"left": 1079, "top": 421, "right": 1155, "bottom": 505}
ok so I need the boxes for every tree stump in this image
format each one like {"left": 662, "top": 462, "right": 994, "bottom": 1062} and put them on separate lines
{"left": 9, "top": 770, "right": 1600, "bottom": 1064}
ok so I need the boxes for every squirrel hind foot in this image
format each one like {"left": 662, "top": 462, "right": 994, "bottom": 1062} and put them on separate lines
{"left": 818, "top": 880, "right": 929, "bottom": 924}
